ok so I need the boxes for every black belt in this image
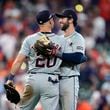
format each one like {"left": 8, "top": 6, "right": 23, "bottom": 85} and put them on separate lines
{"left": 30, "top": 72, "right": 79, "bottom": 80}
{"left": 30, "top": 72, "right": 59, "bottom": 84}
{"left": 59, "top": 75, "right": 79, "bottom": 80}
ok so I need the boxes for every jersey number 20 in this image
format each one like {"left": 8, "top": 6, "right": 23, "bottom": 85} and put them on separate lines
{"left": 36, "top": 57, "right": 57, "bottom": 68}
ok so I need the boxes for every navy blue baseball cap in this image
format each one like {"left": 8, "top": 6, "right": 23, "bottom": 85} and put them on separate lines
{"left": 36, "top": 10, "right": 54, "bottom": 24}
{"left": 56, "top": 9, "right": 77, "bottom": 26}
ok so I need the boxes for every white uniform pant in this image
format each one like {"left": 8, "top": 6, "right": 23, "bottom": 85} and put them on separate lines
{"left": 59, "top": 76, "right": 79, "bottom": 110}
{"left": 19, "top": 73, "right": 59, "bottom": 110}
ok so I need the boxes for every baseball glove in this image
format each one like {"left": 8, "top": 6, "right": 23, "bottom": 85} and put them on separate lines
{"left": 33, "top": 35, "right": 58, "bottom": 58}
{"left": 4, "top": 84, "right": 20, "bottom": 104}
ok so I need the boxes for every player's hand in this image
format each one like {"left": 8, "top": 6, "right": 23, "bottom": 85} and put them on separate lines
{"left": 46, "top": 45, "right": 61, "bottom": 57}
{"left": 5, "top": 74, "right": 15, "bottom": 88}
{"left": 6, "top": 80, "right": 15, "bottom": 88}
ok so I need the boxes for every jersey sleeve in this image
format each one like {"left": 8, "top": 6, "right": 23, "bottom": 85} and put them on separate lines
{"left": 71, "top": 35, "right": 85, "bottom": 54}
{"left": 19, "top": 37, "right": 30, "bottom": 56}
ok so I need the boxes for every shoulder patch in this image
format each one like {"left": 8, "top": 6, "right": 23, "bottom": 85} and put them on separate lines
{"left": 76, "top": 46, "right": 83, "bottom": 50}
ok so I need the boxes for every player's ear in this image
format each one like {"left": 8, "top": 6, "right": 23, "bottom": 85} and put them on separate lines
{"left": 68, "top": 18, "right": 73, "bottom": 24}
{"left": 49, "top": 18, "right": 54, "bottom": 28}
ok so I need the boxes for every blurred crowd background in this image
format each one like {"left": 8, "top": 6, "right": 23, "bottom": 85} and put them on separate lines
{"left": 0, "top": 0, "right": 110, "bottom": 110}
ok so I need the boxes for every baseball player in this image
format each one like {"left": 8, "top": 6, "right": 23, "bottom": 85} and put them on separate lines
{"left": 56, "top": 9, "right": 86, "bottom": 110}
{"left": 5, "top": 10, "right": 66, "bottom": 110}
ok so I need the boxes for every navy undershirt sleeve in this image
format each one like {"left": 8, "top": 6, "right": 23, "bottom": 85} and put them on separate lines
{"left": 60, "top": 52, "right": 87, "bottom": 64}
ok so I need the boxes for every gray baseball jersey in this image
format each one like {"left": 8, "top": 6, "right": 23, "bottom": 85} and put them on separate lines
{"left": 19, "top": 32, "right": 67, "bottom": 74}
{"left": 18, "top": 32, "right": 68, "bottom": 110}
{"left": 60, "top": 31, "right": 85, "bottom": 76}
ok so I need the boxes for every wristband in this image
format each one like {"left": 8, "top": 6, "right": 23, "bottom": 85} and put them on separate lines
{"left": 8, "top": 74, "right": 15, "bottom": 80}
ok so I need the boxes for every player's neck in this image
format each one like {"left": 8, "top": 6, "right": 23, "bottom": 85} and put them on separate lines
{"left": 39, "top": 27, "right": 52, "bottom": 33}
{"left": 64, "top": 25, "right": 75, "bottom": 37}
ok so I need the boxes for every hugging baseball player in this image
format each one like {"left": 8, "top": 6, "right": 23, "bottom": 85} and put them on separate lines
{"left": 5, "top": 10, "right": 64, "bottom": 110}
{"left": 56, "top": 9, "right": 86, "bottom": 110}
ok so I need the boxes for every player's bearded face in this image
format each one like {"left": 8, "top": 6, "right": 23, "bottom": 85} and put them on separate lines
{"left": 59, "top": 18, "right": 69, "bottom": 31}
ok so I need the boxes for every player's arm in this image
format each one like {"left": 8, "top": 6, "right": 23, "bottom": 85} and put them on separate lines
{"left": 34, "top": 34, "right": 87, "bottom": 64}
{"left": 5, "top": 53, "right": 26, "bottom": 85}
{"left": 56, "top": 35, "right": 87, "bottom": 64}
{"left": 9, "top": 54, "right": 26, "bottom": 76}
{"left": 6, "top": 37, "right": 30, "bottom": 83}
{"left": 57, "top": 52, "right": 87, "bottom": 64}
{"left": 4, "top": 51, "right": 27, "bottom": 105}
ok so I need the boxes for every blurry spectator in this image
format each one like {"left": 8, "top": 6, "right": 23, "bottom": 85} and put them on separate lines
{"left": 64, "top": 0, "right": 73, "bottom": 8}
{"left": 80, "top": 58, "right": 98, "bottom": 90}
{"left": 35, "top": 0, "right": 49, "bottom": 12}
{"left": 101, "top": 74, "right": 110, "bottom": 104}
{"left": 99, "top": 0, "right": 110, "bottom": 41}
{"left": 91, "top": 74, "right": 110, "bottom": 110}
{"left": 81, "top": 20, "right": 95, "bottom": 50}
{"left": 0, "top": 33, "right": 17, "bottom": 59}
{"left": 90, "top": 90, "right": 101, "bottom": 110}
{"left": 99, "top": 0, "right": 110, "bottom": 21}
{"left": 21, "top": 0, "right": 49, "bottom": 14}
{"left": 91, "top": 0, "right": 100, "bottom": 5}
{"left": 98, "top": 64, "right": 110, "bottom": 80}
{"left": 78, "top": 12, "right": 88, "bottom": 28}
{"left": 87, "top": 7, "right": 106, "bottom": 41}
{"left": 81, "top": 0, "right": 91, "bottom": 12}
{"left": 22, "top": 13, "right": 38, "bottom": 35}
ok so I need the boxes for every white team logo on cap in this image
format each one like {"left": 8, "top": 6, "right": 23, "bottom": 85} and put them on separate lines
{"left": 40, "top": 21, "right": 43, "bottom": 23}
{"left": 49, "top": 15, "right": 52, "bottom": 19}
